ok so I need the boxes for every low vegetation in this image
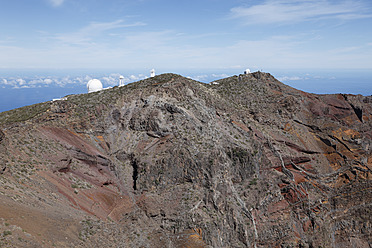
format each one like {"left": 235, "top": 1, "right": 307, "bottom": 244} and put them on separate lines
{"left": 0, "top": 102, "right": 50, "bottom": 125}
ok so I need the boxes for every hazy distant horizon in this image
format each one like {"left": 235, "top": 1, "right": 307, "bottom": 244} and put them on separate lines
{"left": 1, "top": 0, "right": 371, "bottom": 112}
{"left": 0, "top": 68, "right": 371, "bottom": 113}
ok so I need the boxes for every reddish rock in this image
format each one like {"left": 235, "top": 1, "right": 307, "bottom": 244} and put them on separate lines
{"left": 0, "top": 73, "right": 370, "bottom": 247}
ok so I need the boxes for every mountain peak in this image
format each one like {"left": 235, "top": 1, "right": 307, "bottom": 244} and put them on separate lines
{"left": 0, "top": 72, "right": 371, "bottom": 247}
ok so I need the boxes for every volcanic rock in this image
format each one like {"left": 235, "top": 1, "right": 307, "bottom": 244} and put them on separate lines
{"left": 0, "top": 72, "right": 371, "bottom": 247}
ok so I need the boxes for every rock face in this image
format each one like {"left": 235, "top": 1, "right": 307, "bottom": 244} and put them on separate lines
{"left": 0, "top": 72, "right": 371, "bottom": 247}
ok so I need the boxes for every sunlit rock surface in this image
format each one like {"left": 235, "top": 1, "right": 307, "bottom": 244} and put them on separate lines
{"left": 0, "top": 72, "right": 371, "bottom": 247}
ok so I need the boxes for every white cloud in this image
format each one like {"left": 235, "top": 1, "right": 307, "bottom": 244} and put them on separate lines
{"left": 330, "top": 46, "right": 361, "bottom": 54}
{"left": 1, "top": 30, "right": 371, "bottom": 70}
{"left": 211, "top": 73, "right": 229, "bottom": 78}
{"left": 1, "top": 18, "right": 371, "bottom": 71}
{"left": 48, "top": 0, "right": 64, "bottom": 7}
{"left": 278, "top": 76, "right": 303, "bottom": 81}
{"left": 230, "top": 0, "right": 371, "bottom": 25}
{"left": 188, "top": 75, "right": 208, "bottom": 81}
{"left": 16, "top": 78, "right": 26, "bottom": 86}
{"left": 0, "top": 73, "right": 149, "bottom": 89}
{"left": 188, "top": 73, "right": 231, "bottom": 82}
{"left": 44, "top": 78, "right": 53, "bottom": 84}
{"left": 100, "top": 73, "right": 147, "bottom": 86}
{"left": 53, "top": 20, "right": 146, "bottom": 45}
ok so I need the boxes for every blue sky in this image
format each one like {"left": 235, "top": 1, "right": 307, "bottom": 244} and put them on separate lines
{"left": 0, "top": 0, "right": 371, "bottom": 70}
{"left": 0, "top": 0, "right": 371, "bottom": 112}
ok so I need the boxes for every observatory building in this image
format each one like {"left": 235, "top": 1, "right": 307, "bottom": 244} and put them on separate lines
{"left": 150, "top": 69, "right": 156, "bottom": 77}
{"left": 244, "top": 69, "right": 251, "bottom": 74}
{"left": 87, "top": 79, "right": 103, "bottom": 93}
{"left": 119, "top": 75, "right": 124, "bottom": 87}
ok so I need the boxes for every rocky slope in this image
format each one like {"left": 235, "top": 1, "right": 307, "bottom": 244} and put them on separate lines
{"left": 0, "top": 72, "right": 371, "bottom": 247}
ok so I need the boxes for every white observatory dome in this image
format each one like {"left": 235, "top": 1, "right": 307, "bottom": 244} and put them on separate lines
{"left": 87, "top": 79, "right": 103, "bottom": 93}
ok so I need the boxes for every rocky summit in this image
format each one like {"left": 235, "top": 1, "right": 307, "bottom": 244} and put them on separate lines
{"left": 0, "top": 72, "right": 371, "bottom": 248}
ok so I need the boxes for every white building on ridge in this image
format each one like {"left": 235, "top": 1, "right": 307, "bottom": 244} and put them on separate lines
{"left": 150, "top": 69, "right": 155, "bottom": 77}
{"left": 87, "top": 79, "right": 103, "bottom": 93}
{"left": 119, "top": 75, "right": 124, "bottom": 87}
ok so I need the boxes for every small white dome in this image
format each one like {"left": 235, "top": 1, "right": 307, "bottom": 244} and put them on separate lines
{"left": 87, "top": 79, "right": 103, "bottom": 93}
{"left": 244, "top": 69, "right": 251, "bottom": 74}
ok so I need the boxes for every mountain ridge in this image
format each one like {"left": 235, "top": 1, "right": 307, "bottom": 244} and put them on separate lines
{"left": 0, "top": 72, "right": 371, "bottom": 247}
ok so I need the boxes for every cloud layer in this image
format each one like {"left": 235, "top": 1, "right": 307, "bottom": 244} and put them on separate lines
{"left": 0, "top": 73, "right": 149, "bottom": 89}
{"left": 0, "top": 72, "right": 238, "bottom": 90}
{"left": 230, "top": 0, "right": 371, "bottom": 25}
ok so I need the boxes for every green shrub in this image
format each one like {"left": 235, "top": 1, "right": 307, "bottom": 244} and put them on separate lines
{"left": 71, "top": 184, "right": 79, "bottom": 189}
